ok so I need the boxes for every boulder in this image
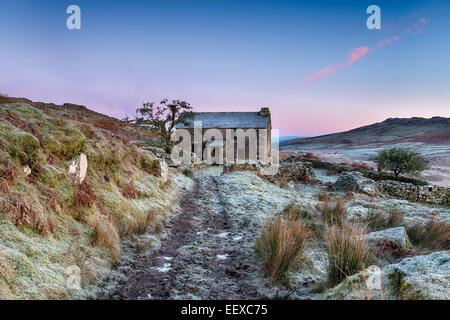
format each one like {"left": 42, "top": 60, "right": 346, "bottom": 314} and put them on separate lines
{"left": 390, "top": 250, "right": 450, "bottom": 299}
{"left": 276, "top": 161, "right": 315, "bottom": 180}
{"left": 364, "top": 227, "right": 411, "bottom": 248}
{"left": 68, "top": 153, "right": 88, "bottom": 184}
{"left": 334, "top": 171, "right": 378, "bottom": 196}
{"left": 323, "top": 250, "right": 450, "bottom": 300}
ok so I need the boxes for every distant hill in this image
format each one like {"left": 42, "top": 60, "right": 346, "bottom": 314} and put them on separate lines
{"left": 278, "top": 136, "right": 300, "bottom": 142}
{"left": 280, "top": 117, "right": 450, "bottom": 149}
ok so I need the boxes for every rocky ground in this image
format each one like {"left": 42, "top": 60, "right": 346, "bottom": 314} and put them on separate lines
{"left": 94, "top": 163, "right": 449, "bottom": 300}
{"left": 282, "top": 143, "right": 450, "bottom": 188}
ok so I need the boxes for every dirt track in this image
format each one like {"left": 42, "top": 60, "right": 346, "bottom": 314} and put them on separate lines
{"left": 107, "top": 167, "right": 259, "bottom": 300}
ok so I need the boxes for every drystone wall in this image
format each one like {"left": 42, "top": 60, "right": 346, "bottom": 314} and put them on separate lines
{"left": 377, "top": 180, "right": 449, "bottom": 205}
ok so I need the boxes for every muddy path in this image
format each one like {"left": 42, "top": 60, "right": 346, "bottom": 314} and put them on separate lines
{"left": 107, "top": 167, "right": 259, "bottom": 300}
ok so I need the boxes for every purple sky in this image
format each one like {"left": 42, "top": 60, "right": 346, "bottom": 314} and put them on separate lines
{"left": 1, "top": 0, "right": 449, "bottom": 136}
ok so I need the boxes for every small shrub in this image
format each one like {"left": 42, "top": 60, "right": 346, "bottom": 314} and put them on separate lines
{"left": 254, "top": 216, "right": 309, "bottom": 285}
{"left": 317, "top": 200, "right": 347, "bottom": 226}
{"left": 406, "top": 219, "right": 450, "bottom": 250}
{"left": 375, "top": 148, "right": 427, "bottom": 177}
{"left": 74, "top": 181, "right": 96, "bottom": 207}
{"left": 325, "top": 223, "right": 372, "bottom": 286}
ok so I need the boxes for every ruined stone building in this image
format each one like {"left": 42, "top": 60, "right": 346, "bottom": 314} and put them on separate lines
{"left": 176, "top": 108, "right": 272, "bottom": 164}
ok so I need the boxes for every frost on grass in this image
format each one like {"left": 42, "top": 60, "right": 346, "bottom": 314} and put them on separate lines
{"left": 0, "top": 103, "right": 181, "bottom": 299}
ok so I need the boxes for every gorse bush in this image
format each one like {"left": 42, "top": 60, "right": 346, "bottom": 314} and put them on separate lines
{"left": 325, "top": 223, "right": 372, "bottom": 287}
{"left": 406, "top": 219, "right": 450, "bottom": 250}
{"left": 255, "top": 215, "right": 309, "bottom": 285}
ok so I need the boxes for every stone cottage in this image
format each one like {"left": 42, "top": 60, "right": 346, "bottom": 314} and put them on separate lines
{"left": 176, "top": 108, "right": 272, "bottom": 164}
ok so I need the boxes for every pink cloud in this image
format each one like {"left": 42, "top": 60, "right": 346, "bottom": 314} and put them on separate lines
{"left": 302, "top": 65, "right": 335, "bottom": 83}
{"left": 299, "top": 15, "right": 430, "bottom": 88}
{"left": 418, "top": 17, "right": 429, "bottom": 25}
{"left": 405, "top": 17, "right": 430, "bottom": 34}
{"left": 348, "top": 47, "right": 370, "bottom": 64}
{"left": 301, "top": 47, "right": 370, "bottom": 85}
{"left": 377, "top": 35, "right": 401, "bottom": 48}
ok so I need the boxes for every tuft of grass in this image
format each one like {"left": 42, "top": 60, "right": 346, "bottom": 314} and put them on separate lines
{"left": 317, "top": 199, "right": 347, "bottom": 226}
{"left": 282, "top": 202, "right": 310, "bottom": 221}
{"left": 366, "top": 209, "right": 387, "bottom": 232}
{"left": 325, "top": 223, "right": 372, "bottom": 287}
{"left": 92, "top": 216, "right": 120, "bottom": 264}
{"left": 406, "top": 218, "right": 450, "bottom": 250}
{"left": 317, "top": 189, "right": 330, "bottom": 202}
{"left": 387, "top": 209, "right": 404, "bottom": 228}
{"left": 366, "top": 208, "right": 404, "bottom": 232}
{"left": 140, "top": 156, "right": 161, "bottom": 176}
{"left": 279, "top": 176, "right": 287, "bottom": 188}
{"left": 254, "top": 216, "right": 309, "bottom": 285}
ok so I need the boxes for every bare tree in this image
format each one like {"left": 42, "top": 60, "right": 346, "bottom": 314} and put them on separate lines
{"left": 130, "top": 99, "right": 193, "bottom": 153}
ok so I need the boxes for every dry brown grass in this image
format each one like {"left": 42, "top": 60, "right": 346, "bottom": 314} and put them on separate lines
{"left": 387, "top": 209, "right": 404, "bottom": 227}
{"left": 92, "top": 216, "right": 120, "bottom": 263}
{"left": 317, "top": 199, "right": 347, "bottom": 226}
{"left": 74, "top": 181, "right": 96, "bottom": 207}
{"left": 0, "top": 167, "right": 18, "bottom": 184}
{"left": 366, "top": 208, "right": 404, "bottom": 232}
{"left": 304, "top": 152, "right": 320, "bottom": 160}
{"left": 115, "top": 208, "right": 161, "bottom": 237}
{"left": 350, "top": 162, "right": 373, "bottom": 171}
{"left": 325, "top": 223, "right": 372, "bottom": 287}
{"left": 4, "top": 197, "right": 56, "bottom": 235}
{"left": 406, "top": 218, "right": 450, "bottom": 250}
{"left": 255, "top": 216, "right": 310, "bottom": 285}
{"left": 121, "top": 182, "right": 138, "bottom": 199}
{"left": 317, "top": 189, "right": 331, "bottom": 202}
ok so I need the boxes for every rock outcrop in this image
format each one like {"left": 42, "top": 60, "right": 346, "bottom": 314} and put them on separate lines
{"left": 276, "top": 161, "right": 315, "bottom": 180}
{"left": 333, "top": 171, "right": 378, "bottom": 196}
{"left": 68, "top": 153, "right": 88, "bottom": 184}
{"left": 323, "top": 250, "right": 450, "bottom": 300}
{"left": 364, "top": 227, "right": 411, "bottom": 248}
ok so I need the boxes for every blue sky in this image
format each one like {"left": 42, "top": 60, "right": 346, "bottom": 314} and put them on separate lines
{"left": 1, "top": 0, "right": 449, "bottom": 136}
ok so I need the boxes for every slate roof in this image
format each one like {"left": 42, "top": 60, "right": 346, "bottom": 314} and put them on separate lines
{"left": 176, "top": 112, "right": 269, "bottom": 129}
